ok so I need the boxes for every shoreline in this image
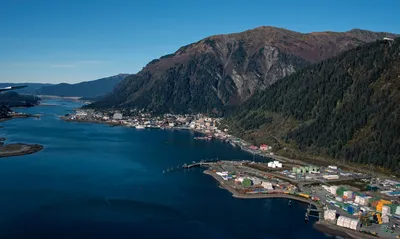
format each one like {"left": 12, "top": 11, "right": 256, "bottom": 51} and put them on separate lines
{"left": 203, "top": 169, "right": 390, "bottom": 239}
{"left": 0, "top": 114, "right": 41, "bottom": 123}
{"left": 203, "top": 169, "right": 322, "bottom": 208}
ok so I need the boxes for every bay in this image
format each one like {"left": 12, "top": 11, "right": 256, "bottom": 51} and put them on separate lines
{"left": 0, "top": 99, "right": 331, "bottom": 239}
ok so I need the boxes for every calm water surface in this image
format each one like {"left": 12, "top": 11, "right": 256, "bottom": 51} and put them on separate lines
{"left": 0, "top": 100, "right": 332, "bottom": 239}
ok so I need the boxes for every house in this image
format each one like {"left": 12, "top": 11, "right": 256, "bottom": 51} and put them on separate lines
{"left": 259, "top": 144, "right": 268, "bottom": 151}
{"left": 113, "top": 112, "right": 123, "bottom": 120}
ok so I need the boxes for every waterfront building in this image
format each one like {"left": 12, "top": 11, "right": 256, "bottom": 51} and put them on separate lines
{"left": 113, "top": 112, "right": 123, "bottom": 120}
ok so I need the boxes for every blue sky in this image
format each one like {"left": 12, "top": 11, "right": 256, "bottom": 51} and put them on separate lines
{"left": 1, "top": 0, "right": 399, "bottom": 84}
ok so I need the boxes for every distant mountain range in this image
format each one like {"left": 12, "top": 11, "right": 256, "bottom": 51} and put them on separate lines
{"left": 1, "top": 74, "right": 129, "bottom": 99}
{"left": 0, "top": 91, "right": 40, "bottom": 107}
{"left": 89, "top": 27, "right": 397, "bottom": 114}
{"left": 0, "top": 83, "right": 53, "bottom": 95}
{"left": 36, "top": 74, "right": 129, "bottom": 98}
{"left": 224, "top": 38, "right": 400, "bottom": 173}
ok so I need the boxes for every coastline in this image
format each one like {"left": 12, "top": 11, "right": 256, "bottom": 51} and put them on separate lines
{"left": 0, "top": 114, "right": 40, "bottom": 123}
{"left": 203, "top": 169, "right": 390, "bottom": 239}
{"left": 203, "top": 169, "right": 321, "bottom": 208}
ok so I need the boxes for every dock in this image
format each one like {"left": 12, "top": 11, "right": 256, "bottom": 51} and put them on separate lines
{"left": 162, "top": 158, "right": 219, "bottom": 173}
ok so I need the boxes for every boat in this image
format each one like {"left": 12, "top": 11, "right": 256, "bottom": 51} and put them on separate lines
{"left": 135, "top": 125, "right": 145, "bottom": 129}
{"left": 288, "top": 200, "right": 292, "bottom": 207}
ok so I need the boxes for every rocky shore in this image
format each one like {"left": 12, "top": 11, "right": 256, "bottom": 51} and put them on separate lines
{"left": 0, "top": 114, "right": 40, "bottom": 123}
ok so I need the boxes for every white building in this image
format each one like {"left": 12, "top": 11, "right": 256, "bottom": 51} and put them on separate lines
{"left": 235, "top": 177, "right": 245, "bottom": 183}
{"left": 354, "top": 196, "right": 371, "bottom": 206}
{"left": 324, "top": 209, "right": 337, "bottom": 221}
{"left": 267, "top": 161, "right": 282, "bottom": 168}
{"left": 328, "top": 165, "right": 338, "bottom": 170}
{"left": 330, "top": 186, "right": 338, "bottom": 195}
{"left": 323, "top": 175, "right": 339, "bottom": 180}
{"left": 382, "top": 205, "right": 391, "bottom": 215}
{"left": 261, "top": 181, "right": 273, "bottom": 190}
{"left": 76, "top": 111, "right": 87, "bottom": 117}
{"left": 169, "top": 123, "right": 175, "bottom": 127}
{"left": 343, "top": 191, "right": 354, "bottom": 199}
{"left": 113, "top": 112, "right": 123, "bottom": 120}
{"left": 336, "top": 216, "right": 360, "bottom": 230}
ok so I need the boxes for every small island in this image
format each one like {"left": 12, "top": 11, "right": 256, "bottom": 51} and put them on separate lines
{"left": 0, "top": 92, "right": 43, "bottom": 157}
{"left": 0, "top": 138, "right": 44, "bottom": 158}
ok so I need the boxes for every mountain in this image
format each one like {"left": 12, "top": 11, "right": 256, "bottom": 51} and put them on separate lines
{"left": 0, "top": 83, "right": 53, "bottom": 95}
{"left": 89, "top": 27, "right": 397, "bottom": 114}
{"left": 224, "top": 38, "right": 400, "bottom": 172}
{"left": 0, "top": 91, "right": 40, "bottom": 107}
{"left": 37, "top": 74, "right": 129, "bottom": 98}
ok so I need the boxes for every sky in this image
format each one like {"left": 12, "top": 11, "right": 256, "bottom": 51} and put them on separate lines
{"left": 1, "top": 0, "right": 399, "bottom": 84}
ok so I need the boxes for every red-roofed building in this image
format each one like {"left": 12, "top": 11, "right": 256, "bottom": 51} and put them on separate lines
{"left": 259, "top": 144, "right": 268, "bottom": 151}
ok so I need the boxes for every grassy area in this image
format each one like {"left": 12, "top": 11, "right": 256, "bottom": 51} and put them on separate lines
{"left": 0, "top": 144, "right": 24, "bottom": 152}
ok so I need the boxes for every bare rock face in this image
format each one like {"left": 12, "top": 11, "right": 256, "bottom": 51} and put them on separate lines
{"left": 90, "top": 26, "right": 397, "bottom": 114}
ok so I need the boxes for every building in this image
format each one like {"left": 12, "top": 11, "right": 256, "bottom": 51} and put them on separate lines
{"left": 259, "top": 144, "right": 268, "bottom": 151}
{"left": 261, "top": 181, "right": 273, "bottom": 190}
{"left": 113, "top": 112, "right": 123, "bottom": 120}
{"left": 76, "top": 111, "right": 87, "bottom": 118}
{"left": 323, "top": 175, "right": 340, "bottom": 180}
{"left": 336, "top": 216, "right": 360, "bottom": 230}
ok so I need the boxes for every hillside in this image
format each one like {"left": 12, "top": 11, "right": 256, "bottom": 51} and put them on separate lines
{"left": 37, "top": 74, "right": 129, "bottom": 98}
{"left": 224, "top": 38, "right": 400, "bottom": 172}
{"left": 0, "top": 91, "right": 40, "bottom": 107}
{"left": 89, "top": 27, "right": 396, "bottom": 114}
{"left": 0, "top": 83, "right": 53, "bottom": 95}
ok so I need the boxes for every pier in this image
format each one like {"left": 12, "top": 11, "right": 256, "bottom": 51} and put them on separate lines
{"left": 162, "top": 158, "right": 219, "bottom": 173}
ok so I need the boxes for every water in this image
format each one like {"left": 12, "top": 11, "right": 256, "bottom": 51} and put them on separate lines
{"left": 0, "top": 99, "right": 331, "bottom": 239}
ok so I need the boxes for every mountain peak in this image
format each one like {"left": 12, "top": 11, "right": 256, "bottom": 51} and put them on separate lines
{"left": 90, "top": 26, "right": 397, "bottom": 114}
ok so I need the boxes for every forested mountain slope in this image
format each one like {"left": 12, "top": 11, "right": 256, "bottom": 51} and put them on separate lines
{"left": 225, "top": 39, "right": 400, "bottom": 172}
{"left": 89, "top": 27, "right": 395, "bottom": 114}
{"left": 37, "top": 74, "right": 129, "bottom": 98}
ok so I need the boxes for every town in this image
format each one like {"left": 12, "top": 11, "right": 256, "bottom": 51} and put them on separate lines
{"left": 64, "top": 109, "right": 400, "bottom": 238}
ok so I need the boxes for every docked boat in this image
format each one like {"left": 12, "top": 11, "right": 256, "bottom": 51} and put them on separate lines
{"left": 135, "top": 125, "right": 145, "bottom": 129}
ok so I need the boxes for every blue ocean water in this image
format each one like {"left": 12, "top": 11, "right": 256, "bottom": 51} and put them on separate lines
{"left": 0, "top": 100, "right": 331, "bottom": 239}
